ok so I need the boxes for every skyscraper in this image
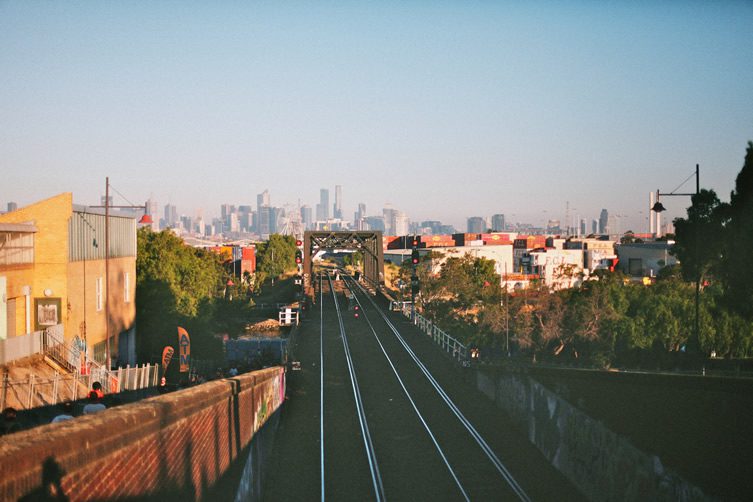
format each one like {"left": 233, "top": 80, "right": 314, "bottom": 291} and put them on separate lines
{"left": 164, "top": 204, "right": 177, "bottom": 228}
{"left": 334, "top": 185, "right": 343, "bottom": 219}
{"left": 355, "top": 202, "right": 366, "bottom": 222}
{"left": 394, "top": 211, "right": 409, "bottom": 236}
{"left": 145, "top": 198, "right": 159, "bottom": 231}
{"left": 491, "top": 214, "right": 505, "bottom": 232}
{"left": 317, "top": 189, "right": 330, "bottom": 221}
{"left": 599, "top": 209, "right": 609, "bottom": 234}
{"left": 238, "top": 205, "right": 253, "bottom": 233}
{"left": 383, "top": 206, "right": 397, "bottom": 235}
{"left": 257, "top": 190, "right": 270, "bottom": 233}
{"left": 467, "top": 217, "right": 486, "bottom": 234}
{"left": 301, "top": 205, "right": 313, "bottom": 230}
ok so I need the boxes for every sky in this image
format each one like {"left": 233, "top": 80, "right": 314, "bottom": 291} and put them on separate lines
{"left": 1, "top": 1, "right": 752, "bottom": 233}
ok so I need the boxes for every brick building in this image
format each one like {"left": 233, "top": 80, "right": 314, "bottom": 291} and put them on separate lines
{"left": 0, "top": 193, "right": 137, "bottom": 366}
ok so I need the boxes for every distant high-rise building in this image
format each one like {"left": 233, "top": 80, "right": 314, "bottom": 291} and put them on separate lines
{"left": 420, "top": 221, "right": 442, "bottom": 235}
{"left": 144, "top": 198, "right": 159, "bottom": 231}
{"left": 238, "top": 205, "right": 253, "bottom": 232}
{"left": 334, "top": 185, "right": 343, "bottom": 219}
{"left": 607, "top": 214, "right": 618, "bottom": 236}
{"left": 301, "top": 205, "right": 313, "bottom": 230}
{"left": 394, "top": 211, "right": 409, "bottom": 236}
{"left": 181, "top": 215, "right": 193, "bottom": 233}
{"left": 355, "top": 202, "right": 366, "bottom": 222}
{"left": 467, "top": 217, "right": 485, "bottom": 234}
{"left": 580, "top": 218, "right": 587, "bottom": 236}
{"left": 592, "top": 219, "right": 598, "bottom": 234}
{"left": 258, "top": 206, "right": 271, "bottom": 236}
{"left": 546, "top": 219, "right": 562, "bottom": 234}
{"left": 491, "top": 214, "right": 505, "bottom": 232}
{"left": 270, "top": 207, "right": 285, "bottom": 234}
{"left": 599, "top": 209, "right": 609, "bottom": 234}
{"left": 365, "top": 216, "right": 385, "bottom": 232}
{"left": 6, "top": 202, "right": 17, "bottom": 212}
{"left": 220, "top": 204, "right": 235, "bottom": 220}
{"left": 317, "top": 189, "right": 330, "bottom": 221}
{"left": 257, "top": 190, "right": 270, "bottom": 232}
{"left": 383, "top": 206, "right": 397, "bottom": 234}
{"left": 164, "top": 204, "right": 178, "bottom": 228}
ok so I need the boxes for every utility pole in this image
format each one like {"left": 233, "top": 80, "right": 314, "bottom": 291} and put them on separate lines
{"left": 505, "top": 262, "right": 510, "bottom": 357}
{"left": 410, "top": 235, "right": 420, "bottom": 321}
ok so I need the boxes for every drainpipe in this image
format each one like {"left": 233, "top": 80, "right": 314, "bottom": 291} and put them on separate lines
{"left": 22, "top": 285, "right": 31, "bottom": 334}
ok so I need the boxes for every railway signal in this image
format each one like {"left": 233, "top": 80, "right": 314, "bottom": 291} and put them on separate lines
{"left": 411, "top": 248, "right": 420, "bottom": 265}
{"left": 295, "top": 238, "right": 304, "bottom": 266}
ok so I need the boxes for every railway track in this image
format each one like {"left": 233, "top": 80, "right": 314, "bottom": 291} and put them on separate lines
{"left": 264, "top": 270, "right": 582, "bottom": 501}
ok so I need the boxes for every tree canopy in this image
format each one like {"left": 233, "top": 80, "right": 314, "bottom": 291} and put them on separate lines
{"left": 136, "top": 228, "right": 227, "bottom": 363}
{"left": 403, "top": 139, "right": 753, "bottom": 370}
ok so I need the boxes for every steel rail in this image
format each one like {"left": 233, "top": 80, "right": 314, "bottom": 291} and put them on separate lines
{"left": 326, "top": 272, "right": 386, "bottom": 501}
{"left": 349, "top": 275, "right": 531, "bottom": 502}
{"left": 320, "top": 272, "right": 326, "bottom": 501}
{"left": 341, "top": 276, "right": 470, "bottom": 501}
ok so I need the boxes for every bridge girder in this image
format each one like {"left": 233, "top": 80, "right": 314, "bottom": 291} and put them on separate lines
{"left": 303, "top": 231, "right": 384, "bottom": 289}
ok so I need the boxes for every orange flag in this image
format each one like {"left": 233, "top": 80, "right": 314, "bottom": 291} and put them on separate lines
{"left": 178, "top": 327, "right": 191, "bottom": 373}
{"left": 161, "top": 346, "right": 174, "bottom": 373}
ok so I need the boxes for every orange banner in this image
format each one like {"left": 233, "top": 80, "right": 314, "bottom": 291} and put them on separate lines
{"left": 178, "top": 327, "right": 191, "bottom": 373}
{"left": 162, "top": 346, "right": 174, "bottom": 373}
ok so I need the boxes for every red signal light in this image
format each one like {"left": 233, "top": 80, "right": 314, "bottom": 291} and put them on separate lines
{"left": 295, "top": 239, "right": 303, "bottom": 247}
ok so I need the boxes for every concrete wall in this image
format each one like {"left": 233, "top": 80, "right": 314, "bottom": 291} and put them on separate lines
{"left": 0, "top": 366, "right": 285, "bottom": 501}
{"left": 477, "top": 369, "right": 710, "bottom": 502}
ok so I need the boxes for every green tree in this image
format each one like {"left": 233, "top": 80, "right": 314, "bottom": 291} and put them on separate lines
{"left": 672, "top": 189, "right": 725, "bottom": 284}
{"left": 256, "top": 234, "right": 296, "bottom": 285}
{"left": 719, "top": 141, "right": 753, "bottom": 318}
{"left": 136, "top": 229, "right": 226, "bottom": 362}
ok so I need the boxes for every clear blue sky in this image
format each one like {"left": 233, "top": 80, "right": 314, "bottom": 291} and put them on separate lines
{"left": 2, "top": 1, "right": 752, "bottom": 232}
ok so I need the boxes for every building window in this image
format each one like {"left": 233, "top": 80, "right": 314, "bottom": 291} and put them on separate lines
{"left": 96, "top": 277, "right": 103, "bottom": 311}
{"left": 124, "top": 272, "right": 130, "bottom": 303}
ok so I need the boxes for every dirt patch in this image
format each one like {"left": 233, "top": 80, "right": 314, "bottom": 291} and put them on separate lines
{"left": 245, "top": 319, "right": 282, "bottom": 333}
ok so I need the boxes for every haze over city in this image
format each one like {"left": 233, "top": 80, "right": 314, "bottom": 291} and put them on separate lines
{"left": 1, "top": 1, "right": 752, "bottom": 232}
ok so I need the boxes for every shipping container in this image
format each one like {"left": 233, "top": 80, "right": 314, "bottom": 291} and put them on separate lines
{"left": 481, "top": 233, "right": 513, "bottom": 245}
{"left": 452, "top": 233, "right": 480, "bottom": 246}
{"left": 421, "top": 235, "right": 454, "bottom": 248}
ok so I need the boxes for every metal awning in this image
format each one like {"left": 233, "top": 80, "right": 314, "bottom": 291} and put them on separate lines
{"left": 0, "top": 222, "right": 37, "bottom": 233}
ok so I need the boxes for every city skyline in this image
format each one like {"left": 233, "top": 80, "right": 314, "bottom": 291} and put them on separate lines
{"left": 2, "top": 2, "right": 751, "bottom": 232}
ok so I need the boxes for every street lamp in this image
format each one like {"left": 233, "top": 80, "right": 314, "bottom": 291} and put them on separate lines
{"left": 91, "top": 177, "right": 152, "bottom": 369}
{"left": 651, "top": 164, "right": 701, "bottom": 356}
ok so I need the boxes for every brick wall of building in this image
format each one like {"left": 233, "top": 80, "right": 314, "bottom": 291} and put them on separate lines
{"left": 0, "top": 193, "right": 72, "bottom": 338}
{"left": 0, "top": 366, "right": 286, "bottom": 501}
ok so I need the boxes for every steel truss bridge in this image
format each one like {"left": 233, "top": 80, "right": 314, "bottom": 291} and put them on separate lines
{"left": 302, "top": 231, "right": 384, "bottom": 289}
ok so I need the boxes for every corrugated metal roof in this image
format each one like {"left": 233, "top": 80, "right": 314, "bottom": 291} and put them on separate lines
{"left": 0, "top": 222, "right": 37, "bottom": 233}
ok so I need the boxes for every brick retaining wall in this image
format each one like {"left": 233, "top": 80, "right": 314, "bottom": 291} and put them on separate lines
{"left": 0, "top": 366, "right": 285, "bottom": 501}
